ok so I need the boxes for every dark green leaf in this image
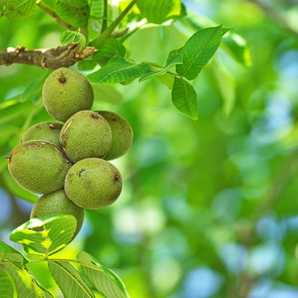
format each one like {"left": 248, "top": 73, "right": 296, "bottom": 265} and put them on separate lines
{"left": 54, "top": 1, "right": 90, "bottom": 29}
{"left": 77, "top": 251, "right": 130, "bottom": 298}
{"left": 10, "top": 215, "right": 77, "bottom": 257}
{"left": 172, "top": 77, "right": 198, "bottom": 119}
{"left": 139, "top": 53, "right": 183, "bottom": 82}
{"left": 0, "top": 267, "right": 14, "bottom": 298}
{"left": 48, "top": 261, "right": 94, "bottom": 298}
{"left": 60, "top": 30, "right": 86, "bottom": 51}
{"left": 4, "top": 0, "right": 35, "bottom": 20}
{"left": 5, "top": 264, "right": 48, "bottom": 298}
{"left": 137, "top": 0, "right": 182, "bottom": 24}
{"left": 176, "top": 25, "right": 223, "bottom": 80}
{"left": 88, "top": 57, "right": 149, "bottom": 84}
{"left": 92, "top": 38, "right": 126, "bottom": 67}
{"left": 0, "top": 241, "right": 27, "bottom": 264}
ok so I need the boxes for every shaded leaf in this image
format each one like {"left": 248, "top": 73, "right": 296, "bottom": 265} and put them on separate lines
{"left": 176, "top": 25, "right": 223, "bottom": 80}
{"left": 172, "top": 77, "right": 198, "bottom": 119}
{"left": 139, "top": 54, "right": 183, "bottom": 82}
{"left": 5, "top": 264, "right": 48, "bottom": 298}
{"left": 0, "top": 241, "right": 27, "bottom": 264}
{"left": 10, "top": 215, "right": 77, "bottom": 257}
{"left": 2, "top": 169, "right": 39, "bottom": 203}
{"left": 0, "top": 267, "right": 14, "bottom": 298}
{"left": 88, "top": 57, "right": 149, "bottom": 84}
{"left": 48, "top": 261, "right": 94, "bottom": 298}
{"left": 91, "top": 83, "right": 123, "bottom": 104}
{"left": 21, "top": 77, "right": 44, "bottom": 103}
{"left": 4, "top": 0, "right": 35, "bottom": 19}
{"left": 92, "top": 38, "right": 126, "bottom": 67}
{"left": 77, "top": 251, "right": 130, "bottom": 298}
{"left": 77, "top": 60, "right": 97, "bottom": 71}
{"left": 54, "top": 1, "right": 90, "bottom": 29}
{"left": 137, "top": 0, "right": 182, "bottom": 24}
{"left": 60, "top": 30, "right": 86, "bottom": 52}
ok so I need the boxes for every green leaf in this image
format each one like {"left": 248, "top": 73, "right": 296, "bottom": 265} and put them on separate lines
{"left": 0, "top": 124, "right": 19, "bottom": 146}
{"left": 54, "top": 1, "right": 90, "bottom": 29}
{"left": 4, "top": 0, "right": 35, "bottom": 20}
{"left": 139, "top": 53, "right": 183, "bottom": 82}
{"left": 222, "top": 33, "right": 252, "bottom": 67}
{"left": 171, "top": 77, "right": 198, "bottom": 120}
{"left": 137, "top": 0, "right": 182, "bottom": 24}
{"left": 91, "top": 83, "right": 123, "bottom": 104}
{"left": 0, "top": 241, "right": 27, "bottom": 264}
{"left": 87, "top": 57, "right": 149, "bottom": 84}
{"left": 156, "top": 73, "right": 175, "bottom": 89}
{"left": 60, "top": 30, "right": 86, "bottom": 52}
{"left": 92, "top": 38, "right": 126, "bottom": 67}
{"left": 5, "top": 263, "right": 49, "bottom": 298}
{"left": 0, "top": 100, "right": 33, "bottom": 125}
{"left": 59, "top": 0, "right": 88, "bottom": 6}
{"left": 2, "top": 169, "right": 39, "bottom": 203}
{"left": 10, "top": 215, "right": 77, "bottom": 257}
{"left": 77, "top": 251, "right": 130, "bottom": 298}
{"left": 77, "top": 60, "right": 97, "bottom": 71}
{"left": 176, "top": 25, "right": 223, "bottom": 80}
{"left": 48, "top": 261, "right": 94, "bottom": 298}
{"left": 0, "top": 267, "right": 14, "bottom": 298}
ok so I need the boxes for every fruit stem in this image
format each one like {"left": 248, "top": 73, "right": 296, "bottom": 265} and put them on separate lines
{"left": 89, "top": 0, "right": 140, "bottom": 48}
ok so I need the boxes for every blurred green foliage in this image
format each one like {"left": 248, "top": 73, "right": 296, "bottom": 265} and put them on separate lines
{"left": 1, "top": 0, "right": 298, "bottom": 297}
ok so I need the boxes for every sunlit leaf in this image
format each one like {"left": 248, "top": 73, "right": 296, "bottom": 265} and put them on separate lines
{"left": 77, "top": 251, "right": 130, "bottom": 298}
{"left": 172, "top": 77, "right": 198, "bottom": 119}
{"left": 176, "top": 25, "right": 223, "bottom": 80}
{"left": 0, "top": 241, "right": 27, "bottom": 264}
{"left": 139, "top": 54, "right": 183, "bottom": 82}
{"left": 0, "top": 267, "right": 14, "bottom": 298}
{"left": 92, "top": 38, "right": 126, "bottom": 66}
{"left": 156, "top": 73, "right": 175, "bottom": 89}
{"left": 88, "top": 57, "right": 149, "bottom": 84}
{"left": 137, "top": 0, "right": 182, "bottom": 24}
{"left": 48, "top": 261, "right": 94, "bottom": 298}
{"left": 4, "top": 0, "right": 35, "bottom": 19}
{"left": 10, "top": 215, "right": 77, "bottom": 257}
{"left": 5, "top": 263, "right": 50, "bottom": 298}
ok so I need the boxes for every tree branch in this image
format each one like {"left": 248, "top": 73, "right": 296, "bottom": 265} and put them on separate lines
{"left": 0, "top": 44, "right": 97, "bottom": 69}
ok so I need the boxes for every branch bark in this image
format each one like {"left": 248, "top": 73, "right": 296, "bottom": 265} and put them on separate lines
{"left": 0, "top": 44, "right": 97, "bottom": 69}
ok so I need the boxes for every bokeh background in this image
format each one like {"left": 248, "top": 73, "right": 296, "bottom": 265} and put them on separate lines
{"left": 1, "top": 0, "right": 298, "bottom": 297}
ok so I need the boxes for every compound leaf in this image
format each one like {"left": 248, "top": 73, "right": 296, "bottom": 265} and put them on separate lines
{"left": 172, "top": 77, "right": 198, "bottom": 120}
{"left": 48, "top": 261, "right": 94, "bottom": 298}
{"left": 137, "top": 0, "right": 181, "bottom": 24}
{"left": 77, "top": 251, "right": 130, "bottom": 298}
{"left": 176, "top": 25, "right": 223, "bottom": 80}
{"left": 10, "top": 215, "right": 77, "bottom": 257}
{"left": 88, "top": 57, "right": 149, "bottom": 84}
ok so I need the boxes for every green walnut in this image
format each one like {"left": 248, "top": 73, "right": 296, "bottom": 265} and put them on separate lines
{"left": 97, "top": 111, "right": 133, "bottom": 160}
{"left": 7, "top": 141, "right": 71, "bottom": 194}
{"left": 20, "top": 121, "right": 63, "bottom": 148}
{"left": 42, "top": 67, "right": 94, "bottom": 122}
{"left": 60, "top": 110, "right": 112, "bottom": 163}
{"left": 65, "top": 158, "right": 122, "bottom": 209}
{"left": 30, "top": 189, "right": 84, "bottom": 240}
